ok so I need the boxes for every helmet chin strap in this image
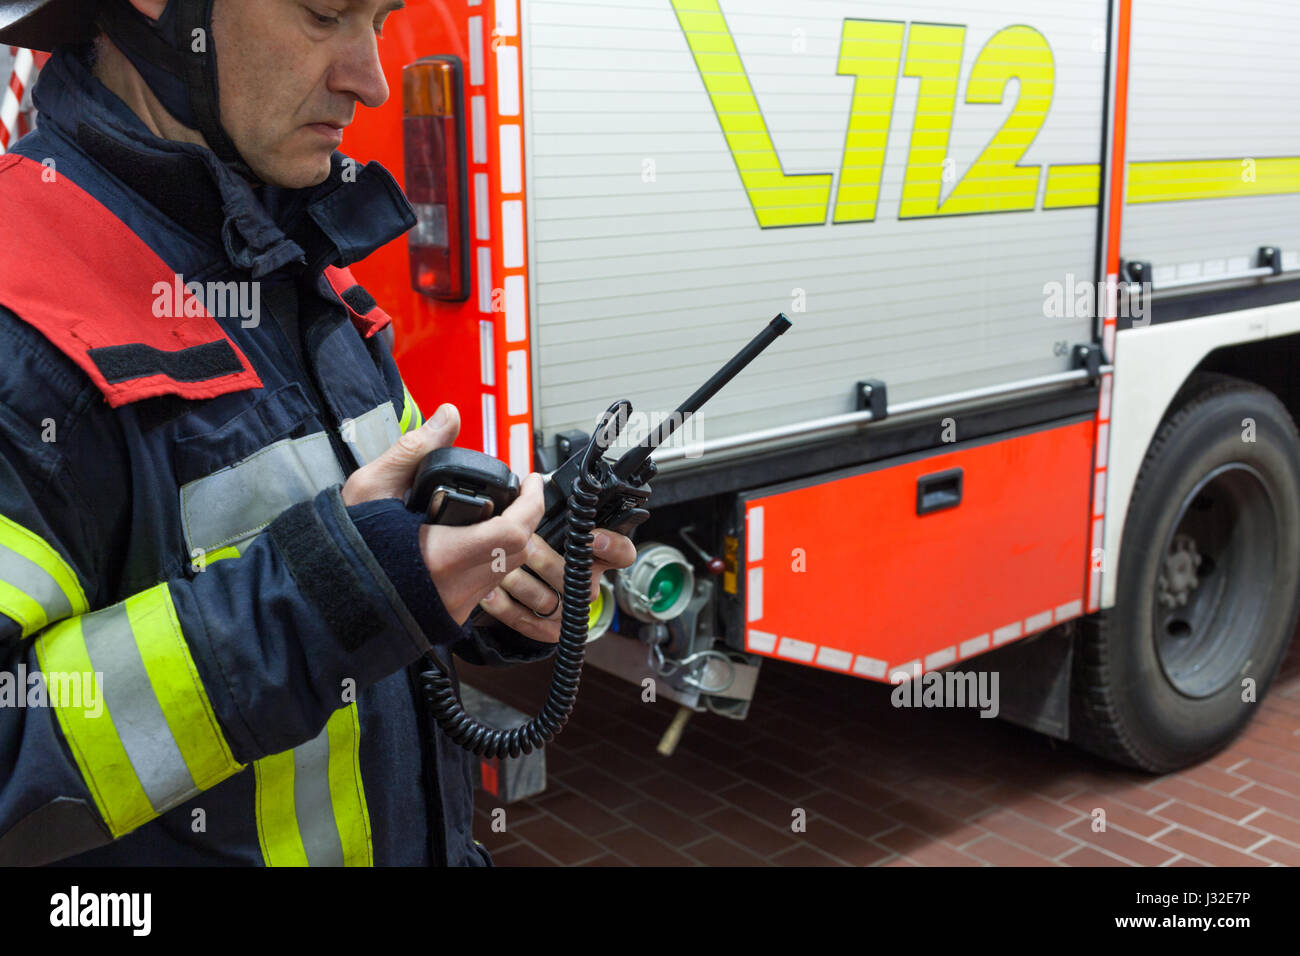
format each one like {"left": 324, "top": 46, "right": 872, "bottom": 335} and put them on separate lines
{"left": 96, "top": 0, "right": 256, "bottom": 180}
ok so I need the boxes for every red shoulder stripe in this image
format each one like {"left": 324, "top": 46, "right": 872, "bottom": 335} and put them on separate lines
{"left": 324, "top": 264, "right": 392, "bottom": 339}
{"left": 0, "top": 154, "right": 262, "bottom": 407}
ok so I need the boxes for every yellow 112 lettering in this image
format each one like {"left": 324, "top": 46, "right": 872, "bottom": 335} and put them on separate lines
{"left": 671, "top": 1, "right": 1057, "bottom": 227}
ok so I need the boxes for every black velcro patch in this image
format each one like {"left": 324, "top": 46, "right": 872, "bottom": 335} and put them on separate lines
{"left": 340, "top": 284, "right": 378, "bottom": 318}
{"left": 89, "top": 340, "right": 245, "bottom": 384}
{"left": 268, "top": 499, "right": 382, "bottom": 652}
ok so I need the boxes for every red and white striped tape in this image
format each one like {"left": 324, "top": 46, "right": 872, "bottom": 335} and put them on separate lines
{"left": 1, "top": 46, "right": 46, "bottom": 153}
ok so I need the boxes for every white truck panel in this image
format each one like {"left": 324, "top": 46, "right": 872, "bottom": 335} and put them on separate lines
{"left": 1123, "top": 0, "right": 1300, "bottom": 281}
{"left": 520, "top": 0, "right": 1107, "bottom": 452}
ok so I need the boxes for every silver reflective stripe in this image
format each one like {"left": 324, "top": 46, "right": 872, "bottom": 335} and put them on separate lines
{"left": 81, "top": 603, "right": 197, "bottom": 812}
{"left": 0, "top": 541, "right": 72, "bottom": 623}
{"left": 293, "top": 727, "right": 345, "bottom": 867}
{"left": 180, "top": 431, "right": 345, "bottom": 553}
{"left": 344, "top": 401, "right": 400, "bottom": 469}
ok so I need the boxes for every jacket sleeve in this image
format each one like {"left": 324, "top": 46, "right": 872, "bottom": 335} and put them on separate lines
{"left": 0, "top": 323, "right": 457, "bottom": 865}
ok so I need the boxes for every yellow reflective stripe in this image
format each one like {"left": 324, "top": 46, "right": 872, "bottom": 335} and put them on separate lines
{"left": 0, "top": 514, "right": 89, "bottom": 637}
{"left": 205, "top": 546, "right": 240, "bottom": 565}
{"left": 254, "top": 703, "right": 373, "bottom": 867}
{"left": 1128, "top": 157, "right": 1300, "bottom": 204}
{"left": 0, "top": 515, "right": 88, "bottom": 614}
{"left": 33, "top": 585, "right": 243, "bottom": 839}
{"left": 1044, "top": 163, "right": 1101, "bottom": 209}
{"left": 326, "top": 703, "right": 373, "bottom": 866}
{"left": 0, "top": 578, "right": 47, "bottom": 636}
{"left": 399, "top": 384, "right": 423, "bottom": 435}
{"left": 35, "top": 616, "right": 154, "bottom": 838}
{"left": 254, "top": 749, "right": 310, "bottom": 867}
{"left": 125, "top": 585, "right": 242, "bottom": 791}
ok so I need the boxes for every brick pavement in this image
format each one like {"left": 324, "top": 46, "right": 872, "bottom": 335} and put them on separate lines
{"left": 462, "top": 629, "right": 1300, "bottom": 867}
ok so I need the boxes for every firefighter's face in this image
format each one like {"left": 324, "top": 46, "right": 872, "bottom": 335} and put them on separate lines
{"left": 210, "top": 0, "right": 402, "bottom": 188}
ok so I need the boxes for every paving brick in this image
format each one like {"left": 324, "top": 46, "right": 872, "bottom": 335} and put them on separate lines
{"left": 770, "top": 843, "right": 851, "bottom": 867}
{"left": 1148, "top": 777, "right": 1259, "bottom": 823}
{"left": 583, "top": 853, "right": 631, "bottom": 866}
{"left": 1239, "top": 718, "right": 1300, "bottom": 750}
{"left": 597, "top": 827, "right": 697, "bottom": 867}
{"left": 552, "top": 762, "right": 643, "bottom": 812}
{"left": 800, "top": 818, "right": 894, "bottom": 865}
{"left": 1233, "top": 757, "right": 1300, "bottom": 795}
{"left": 1057, "top": 846, "right": 1134, "bottom": 867}
{"left": 1230, "top": 739, "right": 1300, "bottom": 776}
{"left": 1246, "top": 810, "right": 1300, "bottom": 846}
{"left": 1153, "top": 827, "right": 1269, "bottom": 867}
{"left": 1168, "top": 856, "right": 1208, "bottom": 866}
{"left": 583, "top": 739, "right": 663, "bottom": 785}
{"left": 1177, "top": 763, "right": 1252, "bottom": 795}
{"left": 881, "top": 798, "right": 989, "bottom": 848}
{"left": 659, "top": 750, "right": 744, "bottom": 792}
{"left": 966, "top": 834, "right": 1057, "bottom": 866}
{"left": 695, "top": 806, "right": 799, "bottom": 858}
{"left": 730, "top": 757, "right": 823, "bottom": 802}
{"left": 875, "top": 825, "right": 984, "bottom": 866}
{"left": 717, "top": 781, "right": 803, "bottom": 826}
{"left": 529, "top": 785, "right": 624, "bottom": 837}
{"left": 509, "top": 815, "right": 606, "bottom": 866}
{"left": 888, "top": 778, "right": 991, "bottom": 821}
{"left": 1251, "top": 839, "right": 1300, "bottom": 866}
{"left": 1060, "top": 792, "right": 1169, "bottom": 838}
{"left": 971, "top": 807, "right": 1080, "bottom": 857}
{"left": 809, "top": 763, "right": 902, "bottom": 809}
{"left": 491, "top": 843, "right": 559, "bottom": 867}
{"left": 621, "top": 798, "right": 713, "bottom": 848}
{"left": 1060, "top": 819, "right": 1177, "bottom": 866}
{"left": 1235, "top": 784, "right": 1300, "bottom": 824}
{"left": 1152, "top": 801, "right": 1266, "bottom": 849}
{"left": 987, "top": 789, "right": 1086, "bottom": 829}
{"left": 684, "top": 835, "right": 771, "bottom": 867}
{"left": 801, "top": 790, "right": 896, "bottom": 838}
{"left": 633, "top": 772, "right": 728, "bottom": 819}
{"left": 748, "top": 734, "right": 833, "bottom": 776}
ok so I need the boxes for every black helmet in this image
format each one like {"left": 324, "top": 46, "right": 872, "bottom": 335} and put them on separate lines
{"left": 0, "top": 0, "right": 99, "bottom": 51}
{"left": 0, "top": 0, "right": 252, "bottom": 179}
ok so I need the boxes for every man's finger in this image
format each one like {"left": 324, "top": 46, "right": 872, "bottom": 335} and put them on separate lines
{"left": 478, "top": 587, "right": 561, "bottom": 644}
{"left": 342, "top": 403, "right": 459, "bottom": 504}
{"left": 499, "top": 472, "right": 547, "bottom": 533}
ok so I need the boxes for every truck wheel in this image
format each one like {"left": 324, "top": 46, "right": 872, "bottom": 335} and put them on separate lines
{"left": 1071, "top": 372, "right": 1300, "bottom": 772}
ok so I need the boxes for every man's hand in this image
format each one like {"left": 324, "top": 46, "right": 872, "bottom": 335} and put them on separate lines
{"left": 341, "top": 403, "right": 547, "bottom": 625}
{"left": 478, "top": 526, "right": 637, "bottom": 643}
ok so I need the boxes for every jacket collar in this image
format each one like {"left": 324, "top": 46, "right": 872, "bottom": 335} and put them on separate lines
{"left": 29, "top": 45, "right": 415, "bottom": 281}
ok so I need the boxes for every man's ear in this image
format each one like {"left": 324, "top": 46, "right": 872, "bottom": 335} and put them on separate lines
{"left": 128, "top": 0, "right": 169, "bottom": 18}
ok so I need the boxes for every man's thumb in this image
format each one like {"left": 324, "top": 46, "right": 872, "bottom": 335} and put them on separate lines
{"left": 342, "top": 403, "right": 460, "bottom": 504}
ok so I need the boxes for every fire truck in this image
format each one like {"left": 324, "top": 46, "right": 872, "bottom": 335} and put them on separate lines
{"left": 7, "top": 0, "right": 1300, "bottom": 776}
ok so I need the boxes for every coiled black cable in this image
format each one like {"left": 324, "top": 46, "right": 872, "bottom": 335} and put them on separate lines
{"left": 420, "top": 448, "right": 604, "bottom": 758}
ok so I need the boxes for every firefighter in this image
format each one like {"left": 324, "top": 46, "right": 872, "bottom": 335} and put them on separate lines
{"left": 0, "top": 0, "right": 635, "bottom": 866}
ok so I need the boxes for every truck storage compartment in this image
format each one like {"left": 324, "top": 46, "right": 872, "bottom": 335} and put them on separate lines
{"left": 734, "top": 416, "right": 1094, "bottom": 680}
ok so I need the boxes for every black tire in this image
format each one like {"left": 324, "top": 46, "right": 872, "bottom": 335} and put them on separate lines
{"left": 1070, "top": 372, "right": 1300, "bottom": 772}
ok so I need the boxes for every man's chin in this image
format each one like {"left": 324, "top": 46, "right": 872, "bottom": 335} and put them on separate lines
{"left": 248, "top": 152, "right": 335, "bottom": 190}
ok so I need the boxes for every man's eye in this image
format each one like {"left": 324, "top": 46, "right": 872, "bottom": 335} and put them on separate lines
{"left": 308, "top": 8, "right": 341, "bottom": 26}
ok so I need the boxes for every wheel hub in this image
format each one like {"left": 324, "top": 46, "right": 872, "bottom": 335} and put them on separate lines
{"left": 1151, "top": 464, "right": 1276, "bottom": 698}
{"left": 1157, "top": 534, "right": 1202, "bottom": 608}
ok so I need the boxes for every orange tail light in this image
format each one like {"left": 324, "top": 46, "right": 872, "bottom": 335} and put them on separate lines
{"left": 402, "top": 56, "right": 469, "bottom": 301}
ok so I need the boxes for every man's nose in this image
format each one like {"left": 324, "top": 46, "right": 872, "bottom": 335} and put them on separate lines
{"left": 331, "top": 30, "right": 390, "bottom": 110}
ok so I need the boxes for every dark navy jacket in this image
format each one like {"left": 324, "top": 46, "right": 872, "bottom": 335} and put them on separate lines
{"left": 0, "top": 45, "right": 551, "bottom": 866}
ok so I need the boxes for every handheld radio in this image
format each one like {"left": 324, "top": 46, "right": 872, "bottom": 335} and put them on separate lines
{"left": 409, "top": 314, "right": 791, "bottom": 756}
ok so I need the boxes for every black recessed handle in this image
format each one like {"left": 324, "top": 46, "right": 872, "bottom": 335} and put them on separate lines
{"left": 916, "top": 467, "right": 963, "bottom": 515}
